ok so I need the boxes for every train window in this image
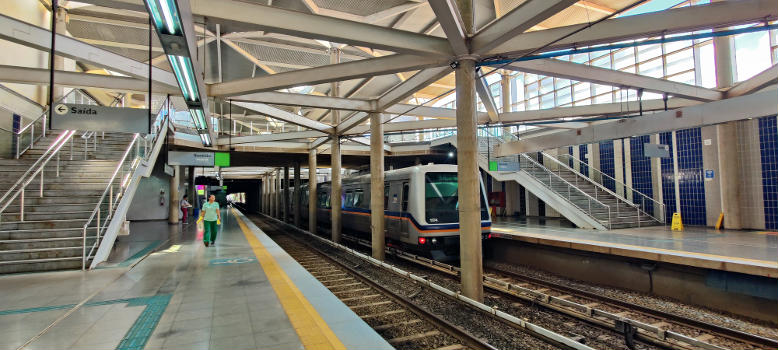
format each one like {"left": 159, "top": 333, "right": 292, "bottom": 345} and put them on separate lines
{"left": 402, "top": 183, "right": 409, "bottom": 212}
{"left": 353, "top": 190, "right": 365, "bottom": 208}
{"left": 384, "top": 186, "right": 390, "bottom": 209}
{"left": 345, "top": 191, "right": 354, "bottom": 208}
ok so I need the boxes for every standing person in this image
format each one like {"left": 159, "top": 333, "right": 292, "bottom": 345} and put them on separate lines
{"left": 198, "top": 194, "right": 221, "bottom": 247}
{"left": 181, "top": 194, "right": 192, "bottom": 224}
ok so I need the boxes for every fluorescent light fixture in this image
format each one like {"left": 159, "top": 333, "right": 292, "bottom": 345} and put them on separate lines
{"left": 200, "top": 133, "right": 212, "bottom": 146}
{"left": 168, "top": 55, "right": 198, "bottom": 102}
{"left": 145, "top": 0, "right": 181, "bottom": 35}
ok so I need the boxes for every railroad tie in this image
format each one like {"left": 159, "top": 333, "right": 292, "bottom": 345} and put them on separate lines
{"left": 388, "top": 330, "right": 441, "bottom": 345}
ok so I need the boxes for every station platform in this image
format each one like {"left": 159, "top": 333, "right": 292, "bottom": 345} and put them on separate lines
{"left": 491, "top": 217, "right": 778, "bottom": 278}
{"left": 0, "top": 208, "right": 392, "bottom": 350}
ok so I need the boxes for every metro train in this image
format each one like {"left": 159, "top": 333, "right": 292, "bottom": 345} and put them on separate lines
{"left": 288, "top": 164, "right": 492, "bottom": 260}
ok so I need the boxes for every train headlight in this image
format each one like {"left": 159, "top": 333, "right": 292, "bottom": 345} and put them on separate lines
{"left": 431, "top": 238, "right": 437, "bottom": 244}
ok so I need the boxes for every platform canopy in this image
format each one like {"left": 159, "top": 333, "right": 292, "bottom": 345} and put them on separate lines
{"left": 0, "top": 0, "right": 775, "bottom": 153}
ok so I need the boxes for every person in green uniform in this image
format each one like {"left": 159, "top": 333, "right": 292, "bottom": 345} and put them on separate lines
{"left": 199, "top": 194, "right": 221, "bottom": 247}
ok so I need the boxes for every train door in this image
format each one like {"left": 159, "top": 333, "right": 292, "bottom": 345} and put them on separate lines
{"left": 400, "top": 182, "right": 410, "bottom": 238}
{"left": 387, "top": 182, "right": 402, "bottom": 235}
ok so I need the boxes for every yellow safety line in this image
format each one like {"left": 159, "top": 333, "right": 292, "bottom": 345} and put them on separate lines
{"left": 232, "top": 209, "right": 346, "bottom": 350}
{"left": 493, "top": 229, "right": 778, "bottom": 267}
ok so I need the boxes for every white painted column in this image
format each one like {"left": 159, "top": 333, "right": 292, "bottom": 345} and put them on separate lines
{"left": 370, "top": 113, "right": 385, "bottom": 260}
{"left": 614, "top": 139, "right": 625, "bottom": 197}
{"left": 168, "top": 166, "right": 180, "bottom": 224}
{"left": 650, "top": 134, "right": 665, "bottom": 221}
{"left": 623, "top": 138, "right": 633, "bottom": 202}
{"left": 671, "top": 131, "right": 681, "bottom": 214}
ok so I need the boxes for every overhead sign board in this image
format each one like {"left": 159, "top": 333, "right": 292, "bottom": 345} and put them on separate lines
{"left": 644, "top": 143, "right": 670, "bottom": 158}
{"left": 50, "top": 103, "right": 149, "bottom": 133}
{"left": 168, "top": 151, "right": 214, "bottom": 166}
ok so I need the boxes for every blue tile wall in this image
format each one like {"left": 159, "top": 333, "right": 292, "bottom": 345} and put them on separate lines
{"left": 579, "top": 144, "right": 589, "bottom": 177}
{"left": 758, "top": 116, "right": 778, "bottom": 229}
{"left": 660, "top": 129, "right": 706, "bottom": 225}
{"left": 630, "top": 135, "right": 654, "bottom": 215}
{"left": 676, "top": 128, "right": 706, "bottom": 225}
{"left": 599, "top": 141, "right": 615, "bottom": 191}
{"left": 568, "top": 146, "right": 574, "bottom": 168}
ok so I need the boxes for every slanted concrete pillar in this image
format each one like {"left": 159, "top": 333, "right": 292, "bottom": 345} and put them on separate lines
{"left": 308, "top": 149, "right": 318, "bottom": 234}
{"left": 330, "top": 47, "right": 342, "bottom": 243}
{"left": 53, "top": 6, "right": 68, "bottom": 101}
{"left": 714, "top": 18, "right": 742, "bottom": 229}
{"left": 168, "top": 166, "right": 180, "bottom": 224}
{"left": 283, "top": 165, "right": 289, "bottom": 222}
{"left": 294, "top": 162, "right": 301, "bottom": 227}
{"left": 370, "top": 113, "right": 385, "bottom": 260}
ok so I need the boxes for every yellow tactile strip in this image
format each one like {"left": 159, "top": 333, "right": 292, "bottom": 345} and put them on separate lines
{"left": 232, "top": 209, "right": 346, "bottom": 350}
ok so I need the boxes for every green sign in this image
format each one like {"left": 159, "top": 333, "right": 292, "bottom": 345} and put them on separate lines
{"left": 489, "top": 161, "right": 498, "bottom": 171}
{"left": 214, "top": 152, "right": 230, "bottom": 167}
{"left": 197, "top": 189, "right": 205, "bottom": 195}
{"left": 222, "top": 186, "right": 228, "bottom": 190}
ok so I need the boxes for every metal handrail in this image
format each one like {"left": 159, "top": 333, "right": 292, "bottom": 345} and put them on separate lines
{"left": 545, "top": 153, "right": 664, "bottom": 224}
{"left": 82, "top": 133, "right": 142, "bottom": 269}
{"left": 14, "top": 90, "right": 84, "bottom": 158}
{"left": 553, "top": 153, "right": 665, "bottom": 223}
{"left": 81, "top": 103, "right": 169, "bottom": 269}
{"left": 519, "top": 153, "right": 612, "bottom": 228}
{"left": 0, "top": 130, "right": 76, "bottom": 222}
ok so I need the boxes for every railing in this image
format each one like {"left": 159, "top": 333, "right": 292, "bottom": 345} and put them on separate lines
{"left": 81, "top": 133, "right": 145, "bottom": 269}
{"left": 553, "top": 153, "right": 666, "bottom": 224}
{"left": 0, "top": 130, "right": 77, "bottom": 222}
{"left": 518, "top": 153, "right": 613, "bottom": 228}
{"left": 81, "top": 101, "right": 169, "bottom": 269}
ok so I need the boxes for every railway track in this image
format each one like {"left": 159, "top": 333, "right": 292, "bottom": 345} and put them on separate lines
{"left": 255, "top": 217, "right": 497, "bottom": 350}
{"left": 335, "top": 235, "right": 776, "bottom": 350}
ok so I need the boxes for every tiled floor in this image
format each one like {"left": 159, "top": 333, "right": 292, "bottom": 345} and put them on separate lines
{"left": 0, "top": 209, "right": 391, "bottom": 350}
{"left": 493, "top": 217, "right": 778, "bottom": 262}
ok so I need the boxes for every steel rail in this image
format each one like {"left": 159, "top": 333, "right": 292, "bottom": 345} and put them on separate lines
{"left": 259, "top": 217, "right": 497, "bottom": 350}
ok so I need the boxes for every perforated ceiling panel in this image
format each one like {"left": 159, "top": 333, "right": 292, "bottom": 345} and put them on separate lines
{"left": 314, "top": 0, "right": 410, "bottom": 16}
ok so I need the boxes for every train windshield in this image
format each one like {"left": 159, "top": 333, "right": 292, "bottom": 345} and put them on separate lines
{"left": 425, "top": 172, "right": 488, "bottom": 224}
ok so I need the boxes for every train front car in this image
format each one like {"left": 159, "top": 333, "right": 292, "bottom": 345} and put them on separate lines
{"left": 408, "top": 165, "right": 491, "bottom": 261}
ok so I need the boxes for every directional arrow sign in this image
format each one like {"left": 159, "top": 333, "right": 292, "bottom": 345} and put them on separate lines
{"left": 50, "top": 103, "right": 150, "bottom": 134}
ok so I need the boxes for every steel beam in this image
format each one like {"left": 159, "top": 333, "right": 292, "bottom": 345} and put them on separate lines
{"left": 472, "top": 0, "right": 578, "bottom": 55}
{"left": 506, "top": 60, "right": 723, "bottom": 101}
{"left": 336, "top": 67, "right": 452, "bottom": 134}
{"left": 475, "top": 75, "right": 499, "bottom": 121}
{"left": 210, "top": 54, "right": 449, "bottom": 97}
{"left": 486, "top": 0, "right": 778, "bottom": 57}
{"left": 219, "top": 130, "right": 326, "bottom": 144}
{"left": 232, "top": 91, "right": 374, "bottom": 111}
{"left": 232, "top": 101, "right": 334, "bottom": 134}
{"left": 428, "top": 0, "right": 469, "bottom": 56}
{"left": 0, "top": 14, "right": 177, "bottom": 88}
{"left": 726, "top": 64, "right": 778, "bottom": 97}
{"left": 191, "top": 0, "right": 452, "bottom": 56}
{"left": 495, "top": 88, "right": 778, "bottom": 155}
{"left": 0, "top": 65, "right": 179, "bottom": 94}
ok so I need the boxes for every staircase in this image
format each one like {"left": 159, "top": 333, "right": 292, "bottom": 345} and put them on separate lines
{"left": 0, "top": 132, "right": 136, "bottom": 273}
{"left": 439, "top": 134, "right": 664, "bottom": 230}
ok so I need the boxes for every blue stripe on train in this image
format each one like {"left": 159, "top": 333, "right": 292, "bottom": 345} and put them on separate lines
{"left": 339, "top": 206, "right": 491, "bottom": 231}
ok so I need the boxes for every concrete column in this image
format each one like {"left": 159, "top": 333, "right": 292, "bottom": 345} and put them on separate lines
{"left": 650, "top": 134, "right": 664, "bottom": 220}
{"left": 53, "top": 6, "right": 68, "bottom": 101}
{"left": 501, "top": 71, "right": 511, "bottom": 138}
{"left": 330, "top": 47, "right": 342, "bottom": 243}
{"left": 455, "top": 0, "right": 482, "bottom": 302}
{"left": 187, "top": 166, "right": 195, "bottom": 208}
{"left": 294, "top": 162, "right": 301, "bottom": 228}
{"left": 168, "top": 166, "right": 180, "bottom": 224}
{"left": 572, "top": 146, "right": 581, "bottom": 172}
{"left": 309, "top": 149, "right": 318, "bottom": 234}
{"left": 590, "top": 143, "right": 601, "bottom": 184}
{"left": 370, "top": 113, "right": 386, "bottom": 260}
{"left": 283, "top": 165, "right": 289, "bottom": 222}
{"left": 714, "top": 20, "right": 742, "bottom": 229}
